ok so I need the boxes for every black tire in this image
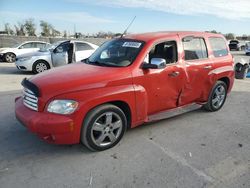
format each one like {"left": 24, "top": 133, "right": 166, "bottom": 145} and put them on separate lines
{"left": 203, "top": 81, "right": 228, "bottom": 112}
{"left": 32, "top": 60, "right": 50, "bottom": 74}
{"left": 81, "top": 104, "right": 127, "bottom": 151}
{"left": 4, "top": 52, "right": 16, "bottom": 63}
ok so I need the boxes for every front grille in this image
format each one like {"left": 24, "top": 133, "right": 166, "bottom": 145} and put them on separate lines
{"left": 23, "top": 88, "right": 38, "bottom": 111}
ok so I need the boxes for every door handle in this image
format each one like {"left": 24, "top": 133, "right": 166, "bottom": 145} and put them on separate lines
{"left": 204, "top": 65, "right": 212, "bottom": 70}
{"left": 168, "top": 71, "right": 180, "bottom": 77}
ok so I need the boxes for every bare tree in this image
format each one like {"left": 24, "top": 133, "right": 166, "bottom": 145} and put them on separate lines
{"left": 224, "top": 33, "right": 235, "bottom": 40}
{"left": 242, "top": 34, "right": 248, "bottom": 40}
{"left": 14, "top": 22, "right": 26, "bottom": 36}
{"left": 51, "top": 27, "right": 61, "bottom": 37}
{"left": 4, "top": 23, "right": 14, "bottom": 35}
{"left": 63, "top": 30, "right": 67, "bottom": 38}
{"left": 24, "top": 19, "right": 36, "bottom": 36}
{"left": 40, "top": 20, "right": 51, "bottom": 37}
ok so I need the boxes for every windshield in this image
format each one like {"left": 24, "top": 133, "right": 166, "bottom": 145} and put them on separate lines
{"left": 12, "top": 43, "right": 21, "bottom": 48}
{"left": 86, "top": 39, "right": 145, "bottom": 67}
{"left": 39, "top": 41, "right": 61, "bottom": 52}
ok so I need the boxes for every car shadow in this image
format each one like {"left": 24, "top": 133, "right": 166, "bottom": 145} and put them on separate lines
{"left": 1, "top": 90, "right": 249, "bottom": 162}
{"left": 0, "top": 62, "right": 34, "bottom": 75}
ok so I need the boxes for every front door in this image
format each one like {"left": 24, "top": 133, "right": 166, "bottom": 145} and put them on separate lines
{"left": 51, "top": 42, "right": 69, "bottom": 67}
{"left": 133, "top": 39, "right": 185, "bottom": 115}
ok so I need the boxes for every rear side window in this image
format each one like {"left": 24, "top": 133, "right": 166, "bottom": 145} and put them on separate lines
{"left": 75, "top": 42, "right": 93, "bottom": 51}
{"left": 183, "top": 37, "right": 208, "bottom": 60}
{"left": 209, "top": 37, "right": 228, "bottom": 57}
{"left": 20, "top": 42, "right": 33, "bottom": 49}
{"left": 35, "top": 42, "right": 47, "bottom": 48}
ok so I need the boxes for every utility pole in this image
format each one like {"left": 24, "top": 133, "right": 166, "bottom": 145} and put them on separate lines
{"left": 74, "top": 24, "right": 76, "bottom": 38}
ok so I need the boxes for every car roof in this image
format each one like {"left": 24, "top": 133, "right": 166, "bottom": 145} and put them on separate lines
{"left": 124, "top": 31, "right": 224, "bottom": 42}
{"left": 22, "top": 41, "right": 50, "bottom": 44}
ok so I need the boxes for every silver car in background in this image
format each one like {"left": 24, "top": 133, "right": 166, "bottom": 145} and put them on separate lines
{"left": 15, "top": 40, "right": 98, "bottom": 73}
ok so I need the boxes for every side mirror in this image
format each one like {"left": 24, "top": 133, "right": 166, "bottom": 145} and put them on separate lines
{"left": 142, "top": 58, "right": 166, "bottom": 69}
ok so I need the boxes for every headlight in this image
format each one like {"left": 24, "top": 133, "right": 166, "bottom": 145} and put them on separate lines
{"left": 47, "top": 100, "right": 78, "bottom": 114}
{"left": 19, "top": 57, "right": 32, "bottom": 62}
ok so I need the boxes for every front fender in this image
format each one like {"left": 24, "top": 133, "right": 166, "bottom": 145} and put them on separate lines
{"left": 50, "top": 85, "right": 140, "bottom": 141}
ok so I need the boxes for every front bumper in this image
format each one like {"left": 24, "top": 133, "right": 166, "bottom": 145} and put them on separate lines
{"left": 15, "top": 59, "right": 33, "bottom": 71}
{"left": 0, "top": 53, "right": 4, "bottom": 62}
{"left": 15, "top": 97, "right": 79, "bottom": 144}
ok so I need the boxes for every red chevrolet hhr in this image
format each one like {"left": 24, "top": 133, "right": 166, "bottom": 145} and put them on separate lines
{"left": 15, "top": 31, "right": 234, "bottom": 151}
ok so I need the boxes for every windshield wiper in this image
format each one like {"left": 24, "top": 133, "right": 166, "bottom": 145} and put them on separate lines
{"left": 83, "top": 59, "right": 121, "bottom": 67}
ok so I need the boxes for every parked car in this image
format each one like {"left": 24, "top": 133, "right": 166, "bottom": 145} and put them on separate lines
{"left": 15, "top": 31, "right": 234, "bottom": 151}
{"left": 15, "top": 40, "right": 98, "bottom": 73}
{"left": 0, "top": 41, "right": 50, "bottom": 63}
{"left": 245, "top": 42, "right": 250, "bottom": 55}
{"left": 229, "top": 40, "right": 240, "bottom": 51}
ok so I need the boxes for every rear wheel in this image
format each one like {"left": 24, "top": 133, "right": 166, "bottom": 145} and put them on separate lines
{"left": 203, "top": 81, "right": 227, "bottom": 112}
{"left": 81, "top": 104, "right": 127, "bottom": 151}
{"left": 4, "top": 53, "right": 16, "bottom": 63}
{"left": 32, "top": 60, "right": 50, "bottom": 74}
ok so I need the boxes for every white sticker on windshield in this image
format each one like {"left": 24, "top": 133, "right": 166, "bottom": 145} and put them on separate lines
{"left": 122, "top": 42, "right": 141, "bottom": 48}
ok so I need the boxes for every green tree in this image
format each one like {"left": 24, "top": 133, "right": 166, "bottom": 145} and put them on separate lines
{"left": 24, "top": 19, "right": 36, "bottom": 36}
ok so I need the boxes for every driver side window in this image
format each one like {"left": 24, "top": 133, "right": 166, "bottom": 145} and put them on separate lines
{"left": 146, "top": 41, "right": 178, "bottom": 64}
{"left": 19, "top": 42, "right": 33, "bottom": 49}
{"left": 55, "top": 43, "right": 69, "bottom": 53}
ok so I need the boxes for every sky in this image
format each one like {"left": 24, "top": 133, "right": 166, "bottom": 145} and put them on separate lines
{"left": 0, "top": 0, "right": 250, "bottom": 36}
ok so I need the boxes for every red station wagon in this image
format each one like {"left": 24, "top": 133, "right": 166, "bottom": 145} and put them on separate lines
{"left": 15, "top": 31, "right": 234, "bottom": 151}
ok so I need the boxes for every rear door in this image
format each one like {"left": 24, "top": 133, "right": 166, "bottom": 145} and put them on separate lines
{"left": 179, "top": 35, "right": 214, "bottom": 105}
{"left": 74, "top": 42, "right": 95, "bottom": 62}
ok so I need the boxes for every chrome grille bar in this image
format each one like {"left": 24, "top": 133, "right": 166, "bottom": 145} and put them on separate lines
{"left": 23, "top": 88, "right": 38, "bottom": 111}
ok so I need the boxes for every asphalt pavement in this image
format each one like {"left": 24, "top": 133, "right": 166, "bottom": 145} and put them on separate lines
{"left": 0, "top": 52, "right": 250, "bottom": 188}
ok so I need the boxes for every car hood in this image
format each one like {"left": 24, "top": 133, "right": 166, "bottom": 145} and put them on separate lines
{"left": 29, "top": 62, "right": 132, "bottom": 100}
{"left": 0, "top": 48, "right": 11, "bottom": 53}
{"left": 18, "top": 51, "right": 51, "bottom": 58}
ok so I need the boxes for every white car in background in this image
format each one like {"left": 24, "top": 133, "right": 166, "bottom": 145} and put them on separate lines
{"left": 15, "top": 40, "right": 99, "bottom": 73}
{"left": 0, "top": 41, "right": 50, "bottom": 63}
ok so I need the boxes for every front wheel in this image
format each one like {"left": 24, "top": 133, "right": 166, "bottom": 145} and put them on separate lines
{"left": 4, "top": 53, "right": 16, "bottom": 63}
{"left": 32, "top": 60, "right": 50, "bottom": 74}
{"left": 203, "top": 81, "right": 227, "bottom": 112}
{"left": 81, "top": 104, "right": 127, "bottom": 151}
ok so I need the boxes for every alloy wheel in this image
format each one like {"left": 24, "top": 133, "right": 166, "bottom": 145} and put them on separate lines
{"left": 36, "top": 63, "right": 48, "bottom": 73}
{"left": 5, "top": 53, "right": 15, "bottom": 63}
{"left": 211, "top": 85, "right": 226, "bottom": 109}
{"left": 91, "top": 112, "right": 123, "bottom": 147}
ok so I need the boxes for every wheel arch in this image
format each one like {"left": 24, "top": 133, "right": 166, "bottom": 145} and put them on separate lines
{"left": 83, "top": 100, "right": 132, "bottom": 130}
{"left": 33, "top": 59, "right": 51, "bottom": 69}
{"left": 218, "top": 77, "right": 230, "bottom": 90}
{"left": 108, "top": 100, "right": 132, "bottom": 129}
